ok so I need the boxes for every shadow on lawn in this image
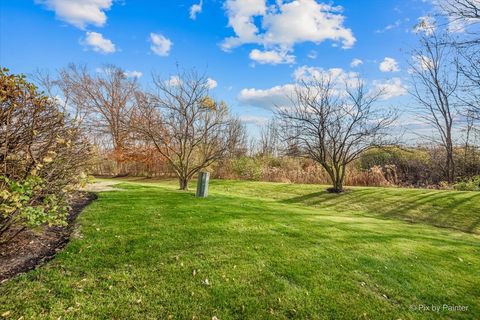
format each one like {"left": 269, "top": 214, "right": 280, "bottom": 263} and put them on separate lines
{"left": 107, "top": 179, "right": 480, "bottom": 235}
{"left": 280, "top": 189, "right": 480, "bottom": 235}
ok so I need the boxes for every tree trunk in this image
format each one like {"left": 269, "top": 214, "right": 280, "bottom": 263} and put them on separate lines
{"left": 446, "top": 139, "right": 455, "bottom": 184}
{"left": 179, "top": 177, "right": 189, "bottom": 190}
{"left": 325, "top": 164, "right": 345, "bottom": 193}
{"left": 330, "top": 177, "right": 345, "bottom": 193}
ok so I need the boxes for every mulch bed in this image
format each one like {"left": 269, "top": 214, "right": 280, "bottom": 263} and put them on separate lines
{"left": 0, "top": 192, "right": 97, "bottom": 282}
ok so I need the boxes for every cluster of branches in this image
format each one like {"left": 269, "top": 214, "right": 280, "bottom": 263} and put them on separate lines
{"left": 408, "top": 0, "right": 480, "bottom": 183}
{"left": 130, "top": 71, "right": 245, "bottom": 190}
{"left": 437, "top": 0, "right": 480, "bottom": 44}
{"left": 276, "top": 75, "right": 396, "bottom": 193}
{"left": 38, "top": 65, "right": 246, "bottom": 190}
{"left": 35, "top": 64, "right": 139, "bottom": 173}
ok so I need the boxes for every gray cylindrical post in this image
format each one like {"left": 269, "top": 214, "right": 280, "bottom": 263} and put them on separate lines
{"left": 196, "top": 171, "right": 210, "bottom": 198}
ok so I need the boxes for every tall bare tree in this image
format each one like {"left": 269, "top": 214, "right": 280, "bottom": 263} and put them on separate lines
{"left": 436, "top": 0, "right": 480, "bottom": 120}
{"left": 276, "top": 75, "right": 395, "bottom": 193}
{"left": 131, "top": 71, "right": 244, "bottom": 190}
{"left": 429, "top": 0, "right": 480, "bottom": 179}
{"left": 459, "top": 49, "right": 480, "bottom": 120}
{"left": 259, "top": 120, "right": 280, "bottom": 157}
{"left": 409, "top": 31, "right": 460, "bottom": 183}
{"left": 438, "top": 0, "right": 480, "bottom": 42}
{"left": 57, "top": 64, "right": 139, "bottom": 172}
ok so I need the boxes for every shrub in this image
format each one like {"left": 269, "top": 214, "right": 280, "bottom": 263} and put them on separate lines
{"left": 359, "top": 147, "right": 438, "bottom": 186}
{"left": 0, "top": 68, "right": 92, "bottom": 244}
{"left": 231, "top": 156, "right": 263, "bottom": 180}
{"left": 454, "top": 176, "right": 480, "bottom": 191}
{"left": 347, "top": 165, "right": 393, "bottom": 187}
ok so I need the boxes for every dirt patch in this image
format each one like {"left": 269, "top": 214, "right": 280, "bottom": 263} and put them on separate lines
{"left": 0, "top": 192, "right": 97, "bottom": 282}
{"left": 82, "top": 181, "right": 120, "bottom": 192}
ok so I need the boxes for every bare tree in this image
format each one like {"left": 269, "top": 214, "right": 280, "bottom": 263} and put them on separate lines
{"left": 57, "top": 64, "right": 139, "bottom": 172}
{"left": 430, "top": 1, "right": 480, "bottom": 178}
{"left": 438, "top": 0, "right": 480, "bottom": 40}
{"left": 409, "top": 31, "right": 460, "bottom": 183}
{"left": 276, "top": 75, "right": 395, "bottom": 193}
{"left": 457, "top": 48, "right": 480, "bottom": 120}
{"left": 435, "top": 0, "right": 480, "bottom": 120}
{"left": 259, "top": 120, "right": 280, "bottom": 157}
{"left": 131, "top": 70, "right": 244, "bottom": 190}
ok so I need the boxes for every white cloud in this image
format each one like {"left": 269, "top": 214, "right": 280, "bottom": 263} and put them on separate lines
{"left": 190, "top": 0, "right": 203, "bottom": 20}
{"left": 350, "top": 58, "right": 363, "bottom": 68}
{"left": 82, "top": 31, "right": 116, "bottom": 54}
{"left": 414, "top": 16, "right": 436, "bottom": 35}
{"left": 150, "top": 33, "right": 172, "bottom": 56}
{"left": 238, "top": 84, "right": 296, "bottom": 110}
{"left": 375, "top": 19, "right": 402, "bottom": 33}
{"left": 373, "top": 78, "right": 407, "bottom": 100}
{"left": 206, "top": 78, "right": 218, "bottom": 89}
{"left": 239, "top": 115, "right": 270, "bottom": 125}
{"left": 379, "top": 57, "right": 400, "bottom": 72}
{"left": 222, "top": 0, "right": 267, "bottom": 50}
{"left": 293, "top": 66, "right": 360, "bottom": 89}
{"left": 36, "top": 0, "right": 113, "bottom": 29}
{"left": 166, "top": 75, "right": 182, "bottom": 86}
{"left": 261, "top": 0, "right": 356, "bottom": 49}
{"left": 124, "top": 70, "right": 143, "bottom": 79}
{"left": 249, "top": 49, "right": 295, "bottom": 65}
{"left": 239, "top": 63, "right": 407, "bottom": 110}
{"left": 166, "top": 75, "right": 215, "bottom": 88}
{"left": 238, "top": 67, "right": 359, "bottom": 109}
{"left": 222, "top": 0, "right": 355, "bottom": 64}
{"left": 412, "top": 55, "right": 434, "bottom": 71}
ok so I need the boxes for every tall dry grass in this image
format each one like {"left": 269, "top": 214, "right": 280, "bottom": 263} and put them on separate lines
{"left": 213, "top": 157, "right": 395, "bottom": 187}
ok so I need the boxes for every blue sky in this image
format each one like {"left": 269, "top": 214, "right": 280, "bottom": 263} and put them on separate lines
{"left": 0, "top": 0, "right": 435, "bottom": 134}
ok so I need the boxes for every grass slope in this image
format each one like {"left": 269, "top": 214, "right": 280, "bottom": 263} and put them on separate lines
{"left": 1, "top": 179, "right": 479, "bottom": 319}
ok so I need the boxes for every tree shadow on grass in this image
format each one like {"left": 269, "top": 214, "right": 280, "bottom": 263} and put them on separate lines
{"left": 381, "top": 192, "right": 480, "bottom": 234}
{"left": 279, "top": 189, "right": 480, "bottom": 235}
{"left": 281, "top": 191, "right": 328, "bottom": 204}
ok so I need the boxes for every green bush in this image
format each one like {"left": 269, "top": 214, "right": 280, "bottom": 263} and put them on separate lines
{"left": 0, "top": 176, "right": 68, "bottom": 231}
{"left": 0, "top": 68, "right": 92, "bottom": 243}
{"left": 359, "top": 147, "right": 440, "bottom": 186}
{"left": 231, "top": 156, "right": 263, "bottom": 180}
{"left": 454, "top": 176, "right": 480, "bottom": 191}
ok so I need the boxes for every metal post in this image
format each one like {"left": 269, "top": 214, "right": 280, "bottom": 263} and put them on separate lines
{"left": 196, "top": 171, "right": 210, "bottom": 198}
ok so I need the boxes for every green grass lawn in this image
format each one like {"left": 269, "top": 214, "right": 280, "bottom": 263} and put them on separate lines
{"left": 1, "top": 179, "right": 479, "bottom": 319}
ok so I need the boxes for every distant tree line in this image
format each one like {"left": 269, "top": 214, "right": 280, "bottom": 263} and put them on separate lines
{"left": 25, "top": 35, "right": 479, "bottom": 193}
{"left": 34, "top": 65, "right": 246, "bottom": 190}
